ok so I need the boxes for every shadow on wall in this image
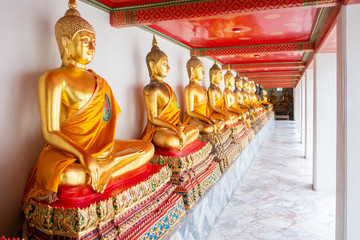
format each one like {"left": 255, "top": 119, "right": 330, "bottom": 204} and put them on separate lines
{"left": 0, "top": 8, "right": 56, "bottom": 236}
{"left": 0, "top": 71, "right": 45, "bottom": 236}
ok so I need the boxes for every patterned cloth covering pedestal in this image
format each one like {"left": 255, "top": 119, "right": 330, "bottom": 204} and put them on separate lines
{"left": 199, "top": 127, "right": 232, "bottom": 173}
{"left": 150, "top": 139, "right": 221, "bottom": 209}
{"left": 22, "top": 164, "right": 185, "bottom": 240}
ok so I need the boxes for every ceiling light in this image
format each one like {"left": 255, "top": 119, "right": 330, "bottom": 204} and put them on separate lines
{"left": 254, "top": 54, "right": 260, "bottom": 58}
{"left": 232, "top": 28, "right": 243, "bottom": 33}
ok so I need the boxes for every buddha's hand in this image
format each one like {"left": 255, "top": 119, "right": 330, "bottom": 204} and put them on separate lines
{"left": 112, "top": 147, "right": 145, "bottom": 157}
{"left": 174, "top": 126, "right": 186, "bottom": 148}
{"left": 207, "top": 119, "right": 215, "bottom": 126}
{"left": 83, "top": 153, "right": 100, "bottom": 192}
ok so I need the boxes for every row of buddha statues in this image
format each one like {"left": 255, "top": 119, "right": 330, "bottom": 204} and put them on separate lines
{"left": 268, "top": 89, "right": 294, "bottom": 107}
{"left": 21, "top": 1, "right": 274, "bottom": 239}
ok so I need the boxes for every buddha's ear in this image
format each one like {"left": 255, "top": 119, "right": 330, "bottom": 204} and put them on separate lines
{"left": 149, "top": 61, "right": 155, "bottom": 70}
{"left": 62, "top": 36, "right": 70, "bottom": 49}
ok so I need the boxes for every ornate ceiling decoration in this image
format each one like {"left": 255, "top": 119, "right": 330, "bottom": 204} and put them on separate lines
{"left": 80, "top": 0, "right": 359, "bottom": 88}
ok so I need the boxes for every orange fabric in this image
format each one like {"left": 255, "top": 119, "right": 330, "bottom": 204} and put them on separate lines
{"left": 23, "top": 71, "right": 120, "bottom": 201}
{"left": 183, "top": 92, "right": 211, "bottom": 124}
{"left": 141, "top": 82, "right": 180, "bottom": 142}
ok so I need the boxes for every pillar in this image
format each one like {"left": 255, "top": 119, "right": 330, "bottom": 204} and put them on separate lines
{"left": 336, "top": 4, "right": 360, "bottom": 239}
{"left": 305, "top": 69, "right": 314, "bottom": 159}
{"left": 294, "top": 82, "right": 301, "bottom": 140}
{"left": 313, "top": 53, "right": 337, "bottom": 192}
{"left": 301, "top": 76, "right": 306, "bottom": 144}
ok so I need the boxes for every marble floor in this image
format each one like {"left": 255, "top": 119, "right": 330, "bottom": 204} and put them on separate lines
{"left": 207, "top": 120, "right": 335, "bottom": 240}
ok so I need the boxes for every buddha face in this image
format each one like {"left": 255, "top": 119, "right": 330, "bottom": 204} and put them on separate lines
{"left": 192, "top": 65, "right": 204, "bottom": 82}
{"left": 225, "top": 75, "right": 235, "bottom": 88}
{"left": 211, "top": 70, "right": 222, "bottom": 85}
{"left": 235, "top": 79, "right": 242, "bottom": 89}
{"left": 66, "top": 30, "right": 96, "bottom": 65}
{"left": 153, "top": 57, "right": 170, "bottom": 78}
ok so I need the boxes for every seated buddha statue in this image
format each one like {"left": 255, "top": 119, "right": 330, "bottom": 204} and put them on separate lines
{"left": 268, "top": 90, "right": 278, "bottom": 105}
{"left": 207, "top": 60, "right": 238, "bottom": 126}
{"left": 23, "top": 1, "right": 154, "bottom": 201}
{"left": 280, "top": 89, "right": 293, "bottom": 106}
{"left": 183, "top": 55, "right": 225, "bottom": 134}
{"left": 234, "top": 73, "right": 252, "bottom": 122}
{"left": 223, "top": 67, "right": 246, "bottom": 122}
{"left": 141, "top": 36, "right": 199, "bottom": 150}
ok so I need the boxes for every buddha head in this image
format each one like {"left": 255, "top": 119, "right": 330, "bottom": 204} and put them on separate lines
{"left": 146, "top": 35, "right": 170, "bottom": 80}
{"left": 209, "top": 59, "right": 222, "bottom": 85}
{"left": 224, "top": 66, "right": 235, "bottom": 88}
{"left": 55, "top": 0, "right": 96, "bottom": 66}
{"left": 235, "top": 73, "right": 243, "bottom": 90}
{"left": 187, "top": 54, "right": 204, "bottom": 83}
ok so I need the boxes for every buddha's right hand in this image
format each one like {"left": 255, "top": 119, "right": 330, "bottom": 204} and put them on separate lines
{"left": 83, "top": 153, "right": 101, "bottom": 192}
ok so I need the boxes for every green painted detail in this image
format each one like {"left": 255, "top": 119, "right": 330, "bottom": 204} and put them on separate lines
{"left": 103, "top": 93, "right": 111, "bottom": 122}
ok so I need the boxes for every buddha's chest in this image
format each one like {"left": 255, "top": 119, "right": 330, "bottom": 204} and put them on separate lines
{"left": 62, "top": 77, "right": 96, "bottom": 110}
{"left": 156, "top": 86, "right": 173, "bottom": 109}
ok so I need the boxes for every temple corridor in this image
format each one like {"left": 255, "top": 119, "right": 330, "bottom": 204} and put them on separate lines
{"left": 207, "top": 120, "right": 335, "bottom": 240}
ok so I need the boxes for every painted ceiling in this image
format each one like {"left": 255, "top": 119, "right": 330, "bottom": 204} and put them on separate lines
{"left": 82, "top": 0, "right": 357, "bottom": 88}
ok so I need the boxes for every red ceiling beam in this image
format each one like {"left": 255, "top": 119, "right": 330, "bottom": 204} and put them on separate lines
{"left": 109, "top": 0, "right": 339, "bottom": 28}
{"left": 252, "top": 78, "right": 299, "bottom": 82}
{"left": 194, "top": 43, "right": 314, "bottom": 58}
{"left": 226, "top": 62, "right": 305, "bottom": 71}
{"left": 241, "top": 71, "right": 301, "bottom": 78}
{"left": 262, "top": 84, "right": 295, "bottom": 88}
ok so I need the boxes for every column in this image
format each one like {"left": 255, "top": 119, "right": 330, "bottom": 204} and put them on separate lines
{"left": 313, "top": 53, "right": 336, "bottom": 192}
{"left": 293, "top": 83, "right": 301, "bottom": 139}
{"left": 336, "top": 5, "right": 360, "bottom": 239}
{"left": 301, "top": 76, "right": 306, "bottom": 144}
{"left": 305, "top": 69, "right": 314, "bottom": 159}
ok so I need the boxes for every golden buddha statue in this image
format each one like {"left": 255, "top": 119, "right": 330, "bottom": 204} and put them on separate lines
{"left": 223, "top": 67, "right": 246, "bottom": 122}
{"left": 234, "top": 73, "right": 252, "bottom": 124}
{"left": 280, "top": 89, "right": 293, "bottom": 106}
{"left": 268, "top": 90, "right": 278, "bottom": 105}
{"left": 183, "top": 55, "right": 224, "bottom": 134}
{"left": 207, "top": 60, "right": 238, "bottom": 126}
{"left": 142, "top": 36, "right": 199, "bottom": 149}
{"left": 23, "top": 1, "right": 154, "bottom": 201}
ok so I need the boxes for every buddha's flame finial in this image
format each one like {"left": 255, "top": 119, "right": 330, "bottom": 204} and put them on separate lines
{"left": 227, "top": 64, "right": 230, "bottom": 70}
{"left": 191, "top": 50, "right": 196, "bottom": 57}
{"left": 152, "top": 35, "right": 158, "bottom": 47}
{"left": 68, "top": 0, "right": 77, "bottom": 9}
{"left": 215, "top": 58, "right": 217, "bottom": 65}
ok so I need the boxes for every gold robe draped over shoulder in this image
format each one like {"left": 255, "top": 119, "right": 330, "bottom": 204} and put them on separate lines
{"left": 24, "top": 71, "right": 121, "bottom": 201}
{"left": 209, "top": 95, "right": 228, "bottom": 120}
{"left": 141, "top": 82, "right": 180, "bottom": 142}
{"left": 183, "top": 93, "right": 211, "bottom": 124}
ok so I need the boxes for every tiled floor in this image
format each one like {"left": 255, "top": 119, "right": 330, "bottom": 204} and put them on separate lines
{"left": 207, "top": 120, "right": 335, "bottom": 240}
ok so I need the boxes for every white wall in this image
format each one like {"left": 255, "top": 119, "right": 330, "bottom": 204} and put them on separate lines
{"left": 313, "top": 53, "right": 337, "bottom": 192}
{"left": 0, "top": 0, "right": 218, "bottom": 236}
